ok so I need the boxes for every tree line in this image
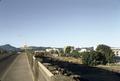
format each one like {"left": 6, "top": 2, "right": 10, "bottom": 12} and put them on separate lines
{"left": 63, "top": 44, "right": 115, "bottom": 66}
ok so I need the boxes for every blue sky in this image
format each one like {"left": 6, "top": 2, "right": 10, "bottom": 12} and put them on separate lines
{"left": 0, "top": 0, "right": 120, "bottom": 47}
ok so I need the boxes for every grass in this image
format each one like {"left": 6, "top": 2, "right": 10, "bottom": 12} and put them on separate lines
{"left": 57, "top": 56, "right": 82, "bottom": 64}
{"left": 96, "top": 64, "right": 120, "bottom": 73}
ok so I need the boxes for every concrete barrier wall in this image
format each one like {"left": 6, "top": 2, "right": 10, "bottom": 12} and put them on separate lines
{"left": 38, "top": 61, "right": 53, "bottom": 81}
{"left": 27, "top": 53, "right": 54, "bottom": 81}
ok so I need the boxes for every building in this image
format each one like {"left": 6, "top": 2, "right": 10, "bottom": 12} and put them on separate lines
{"left": 76, "top": 47, "right": 94, "bottom": 52}
{"left": 46, "top": 48, "right": 60, "bottom": 54}
{"left": 34, "top": 50, "right": 45, "bottom": 53}
{"left": 46, "top": 48, "right": 58, "bottom": 52}
{"left": 111, "top": 47, "right": 120, "bottom": 57}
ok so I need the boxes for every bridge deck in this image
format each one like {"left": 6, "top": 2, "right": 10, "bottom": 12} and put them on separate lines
{"left": 1, "top": 53, "right": 34, "bottom": 81}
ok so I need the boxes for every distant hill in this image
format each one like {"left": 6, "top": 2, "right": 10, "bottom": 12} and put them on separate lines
{"left": 27, "top": 46, "right": 63, "bottom": 51}
{"left": 0, "top": 44, "right": 62, "bottom": 52}
{"left": 0, "top": 44, "right": 20, "bottom": 52}
{"left": 27, "top": 46, "right": 52, "bottom": 51}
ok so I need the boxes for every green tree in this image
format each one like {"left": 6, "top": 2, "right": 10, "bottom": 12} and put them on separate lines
{"left": 71, "top": 50, "right": 81, "bottom": 57}
{"left": 96, "top": 44, "right": 115, "bottom": 64}
{"left": 81, "top": 52, "right": 90, "bottom": 65}
{"left": 54, "top": 50, "right": 59, "bottom": 54}
{"left": 64, "top": 46, "right": 73, "bottom": 54}
{"left": 59, "top": 49, "right": 64, "bottom": 54}
{"left": 81, "top": 51, "right": 106, "bottom": 66}
{"left": 50, "top": 50, "right": 54, "bottom": 54}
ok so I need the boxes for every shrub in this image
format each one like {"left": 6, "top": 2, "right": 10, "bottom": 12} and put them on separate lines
{"left": 82, "top": 51, "right": 106, "bottom": 66}
{"left": 96, "top": 44, "right": 115, "bottom": 64}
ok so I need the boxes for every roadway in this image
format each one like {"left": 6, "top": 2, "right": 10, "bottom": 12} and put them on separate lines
{"left": 0, "top": 53, "right": 34, "bottom": 81}
{"left": 0, "top": 54, "right": 18, "bottom": 79}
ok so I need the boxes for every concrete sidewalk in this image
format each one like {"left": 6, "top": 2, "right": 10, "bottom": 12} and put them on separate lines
{"left": 1, "top": 53, "right": 34, "bottom": 81}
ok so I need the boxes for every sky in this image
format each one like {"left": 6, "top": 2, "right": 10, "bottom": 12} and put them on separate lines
{"left": 0, "top": 0, "right": 120, "bottom": 48}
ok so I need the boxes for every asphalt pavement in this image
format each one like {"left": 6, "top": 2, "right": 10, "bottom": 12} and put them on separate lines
{"left": 0, "top": 54, "right": 18, "bottom": 79}
{"left": 0, "top": 53, "right": 34, "bottom": 81}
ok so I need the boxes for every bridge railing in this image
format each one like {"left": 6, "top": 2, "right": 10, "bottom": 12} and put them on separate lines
{"left": 27, "top": 53, "right": 54, "bottom": 81}
{"left": 27, "top": 52, "right": 75, "bottom": 81}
